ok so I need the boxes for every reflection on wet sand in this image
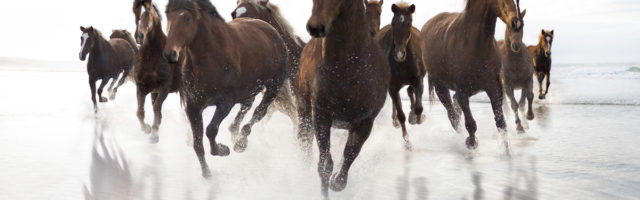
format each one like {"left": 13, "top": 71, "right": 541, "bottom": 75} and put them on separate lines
{"left": 534, "top": 105, "right": 551, "bottom": 129}
{"left": 397, "top": 150, "right": 428, "bottom": 200}
{"left": 503, "top": 156, "right": 538, "bottom": 200}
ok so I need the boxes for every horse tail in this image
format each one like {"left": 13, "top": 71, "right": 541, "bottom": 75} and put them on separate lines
{"left": 428, "top": 77, "right": 435, "bottom": 105}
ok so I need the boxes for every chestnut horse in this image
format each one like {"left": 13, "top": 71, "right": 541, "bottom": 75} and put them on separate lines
{"left": 299, "top": 0, "right": 390, "bottom": 197}
{"left": 79, "top": 26, "right": 135, "bottom": 112}
{"left": 110, "top": 29, "right": 138, "bottom": 54}
{"left": 420, "top": 0, "right": 523, "bottom": 149}
{"left": 527, "top": 29, "right": 554, "bottom": 99}
{"left": 163, "top": 0, "right": 287, "bottom": 178}
{"left": 132, "top": 0, "right": 182, "bottom": 142}
{"left": 230, "top": 0, "right": 302, "bottom": 144}
{"left": 374, "top": 3, "right": 425, "bottom": 148}
{"left": 496, "top": 9, "right": 534, "bottom": 134}
{"left": 366, "top": 0, "right": 384, "bottom": 37}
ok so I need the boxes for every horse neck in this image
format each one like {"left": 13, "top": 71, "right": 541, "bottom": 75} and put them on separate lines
{"left": 535, "top": 37, "right": 545, "bottom": 57}
{"left": 144, "top": 18, "right": 166, "bottom": 48}
{"left": 188, "top": 16, "right": 230, "bottom": 63}
{"left": 325, "top": 0, "right": 369, "bottom": 61}
{"left": 460, "top": 0, "right": 498, "bottom": 45}
{"left": 265, "top": 13, "right": 301, "bottom": 50}
{"left": 90, "top": 33, "right": 111, "bottom": 62}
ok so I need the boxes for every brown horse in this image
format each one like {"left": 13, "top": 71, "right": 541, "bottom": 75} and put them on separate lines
{"left": 420, "top": 0, "right": 523, "bottom": 149}
{"left": 374, "top": 3, "right": 425, "bottom": 148}
{"left": 230, "top": 0, "right": 303, "bottom": 146}
{"left": 110, "top": 29, "right": 138, "bottom": 54}
{"left": 527, "top": 29, "right": 554, "bottom": 99}
{"left": 163, "top": 0, "right": 288, "bottom": 178}
{"left": 366, "top": 0, "right": 384, "bottom": 37}
{"left": 79, "top": 26, "right": 135, "bottom": 112}
{"left": 299, "top": 0, "right": 390, "bottom": 197}
{"left": 497, "top": 9, "right": 534, "bottom": 134}
{"left": 132, "top": 0, "right": 182, "bottom": 142}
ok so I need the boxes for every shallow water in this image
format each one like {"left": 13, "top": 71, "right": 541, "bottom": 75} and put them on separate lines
{"left": 0, "top": 61, "right": 639, "bottom": 199}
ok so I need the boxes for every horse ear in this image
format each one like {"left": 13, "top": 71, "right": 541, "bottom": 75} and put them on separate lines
{"left": 541, "top": 29, "right": 545, "bottom": 35}
{"left": 260, "top": 0, "right": 269, "bottom": 6}
{"left": 521, "top": 9, "right": 526, "bottom": 19}
{"left": 380, "top": 0, "right": 384, "bottom": 5}
{"left": 551, "top": 30, "right": 554, "bottom": 35}
{"left": 391, "top": 4, "right": 398, "bottom": 13}
{"left": 80, "top": 26, "right": 85, "bottom": 31}
{"left": 409, "top": 4, "right": 416, "bottom": 14}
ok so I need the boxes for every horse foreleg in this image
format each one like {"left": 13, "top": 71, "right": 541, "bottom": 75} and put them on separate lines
{"left": 235, "top": 84, "right": 280, "bottom": 153}
{"left": 487, "top": 82, "right": 509, "bottom": 154}
{"left": 408, "top": 78, "right": 425, "bottom": 125}
{"left": 505, "top": 87, "right": 524, "bottom": 133}
{"left": 543, "top": 73, "right": 551, "bottom": 98}
{"left": 136, "top": 86, "right": 151, "bottom": 134}
{"left": 525, "top": 82, "right": 535, "bottom": 120}
{"left": 205, "top": 102, "right": 232, "bottom": 157}
{"left": 229, "top": 97, "right": 254, "bottom": 141}
{"left": 89, "top": 78, "right": 97, "bottom": 112}
{"left": 111, "top": 67, "right": 131, "bottom": 99}
{"left": 296, "top": 94, "right": 314, "bottom": 157}
{"left": 149, "top": 86, "right": 170, "bottom": 143}
{"left": 314, "top": 110, "right": 333, "bottom": 198}
{"left": 107, "top": 76, "right": 118, "bottom": 100}
{"left": 455, "top": 93, "right": 478, "bottom": 149}
{"left": 536, "top": 73, "right": 545, "bottom": 99}
{"left": 185, "top": 102, "right": 210, "bottom": 178}
{"left": 434, "top": 84, "right": 461, "bottom": 131}
{"left": 330, "top": 118, "right": 373, "bottom": 192}
{"left": 390, "top": 87, "right": 411, "bottom": 150}
{"left": 97, "top": 79, "right": 109, "bottom": 103}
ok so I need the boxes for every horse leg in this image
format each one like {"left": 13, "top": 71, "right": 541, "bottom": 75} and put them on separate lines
{"left": 235, "top": 84, "right": 280, "bottom": 153}
{"left": 111, "top": 67, "right": 131, "bottom": 99}
{"left": 390, "top": 86, "right": 412, "bottom": 150}
{"left": 89, "top": 78, "right": 97, "bottom": 112}
{"left": 107, "top": 75, "right": 118, "bottom": 100}
{"left": 185, "top": 102, "right": 211, "bottom": 178}
{"left": 228, "top": 97, "right": 254, "bottom": 142}
{"left": 149, "top": 86, "right": 170, "bottom": 143}
{"left": 505, "top": 86, "right": 524, "bottom": 133}
{"left": 330, "top": 117, "right": 373, "bottom": 192}
{"left": 205, "top": 102, "right": 232, "bottom": 157}
{"left": 391, "top": 105, "right": 400, "bottom": 128}
{"left": 536, "top": 73, "right": 545, "bottom": 100}
{"left": 97, "top": 78, "right": 109, "bottom": 103}
{"left": 151, "top": 92, "right": 158, "bottom": 106}
{"left": 408, "top": 78, "right": 425, "bottom": 125}
{"left": 434, "top": 84, "right": 461, "bottom": 131}
{"left": 455, "top": 93, "right": 478, "bottom": 149}
{"left": 136, "top": 86, "right": 152, "bottom": 134}
{"left": 525, "top": 82, "right": 535, "bottom": 120}
{"left": 487, "top": 81, "right": 509, "bottom": 153}
{"left": 314, "top": 109, "right": 333, "bottom": 198}
{"left": 297, "top": 95, "right": 314, "bottom": 157}
{"left": 518, "top": 90, "right": 526, "bottom": 112}
{"left": 543, "top": 73, "right": 551, "bottom": 98}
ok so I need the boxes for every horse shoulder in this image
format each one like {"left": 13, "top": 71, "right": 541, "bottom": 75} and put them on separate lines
{"left": 374, "top": 25, "right": 392, "bottom": 52}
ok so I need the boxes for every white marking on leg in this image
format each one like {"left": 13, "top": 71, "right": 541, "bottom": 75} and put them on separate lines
{"left": 79, "top": 33, "right": 89, "bottom": 56}
{"left": 235, "top": 7, "right": 247, "bottom": 17}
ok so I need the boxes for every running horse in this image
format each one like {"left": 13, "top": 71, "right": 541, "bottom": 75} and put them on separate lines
{"left": 497, "top": 9, "right": 534, "bottom": 134}
{"left": 79, "top": 26, "right": 135, "bottom": 112}
{"left": 299, "top": 0, "right": 390, "bottom": 197}
{"left": 366, "top": 0, "right": 384, "bottom": 37}
{"left": 110, "top": 29, "right": 138, "bottom": 54}
{"left": 420, "top": 0, "right": 523, "bottom": 149}
{"left": 230, "top": 0, "right": 303, "bottom": 146}
{"left": 528, "top": 29, "right": 554, "bottom": 99}
{"left": 132, "top": 0, "right": 182, "bottom": 142}
{"left": 163, "top": 0, "right": 288, "bottom": 177}
{"left": 374, "top": 3, "right": 425, "bottom": 149}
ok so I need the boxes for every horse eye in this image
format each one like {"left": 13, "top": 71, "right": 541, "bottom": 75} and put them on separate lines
{"left": 185, "top": 15, "right": 192, "bottom": 23}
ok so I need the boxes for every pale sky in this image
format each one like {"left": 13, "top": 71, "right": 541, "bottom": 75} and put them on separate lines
{"left": 1, "top": 0, "right": 639, "bottom": 64}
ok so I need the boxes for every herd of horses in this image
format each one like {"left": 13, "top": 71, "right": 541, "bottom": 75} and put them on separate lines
{"left": 78, "top": 0, "right": 554, "bottom": 197}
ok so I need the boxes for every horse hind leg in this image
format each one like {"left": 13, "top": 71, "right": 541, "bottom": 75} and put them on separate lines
{"left": 107, "top": 76, "right": 118, "bottom": 100}
{"left": 543, "top": 73, "right": 551, "bottom": 99}
{"left": 228, "top": 97, "right": 254, "bottom": 143}
{"left": 184, "top": 102, "right": 212, "bottom": 178}
{"left": 408, "top": 79, "right": 425, "bottom": 125}
{"left": 434, "top": 84, "right": 461, "bottom": 132}
{"left": 136, "top": 87, "right": 152, "bottom": 134}
{"left": 525, "top": 85, "right": 535, "bottom": 120}
{"left": 149, "top": 86, "right": 170, "bottom": 143}
{"left": 330, "top": 117, "right": 373, "bottom": 192}
{"left": 455, "top": 93, "right": 478, "bottom": 149}
{"left": 505, "top": 87, "right": 525, "bottom": 133}
{"left": 235, "top": 81, "right": 281, "bottom": 153}
{"left": 111, "top": 67, "right": 131, "bottom": 99}
{"left": 390, "top": 87, "right": 412, "bottom": 150}
{"left": 97, "top": 78, "right": 110, "bottom": 103}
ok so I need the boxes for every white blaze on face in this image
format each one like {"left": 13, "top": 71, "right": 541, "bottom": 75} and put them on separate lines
{"left": 399, "top": 15, "right": 405, "bottom": 23}
{"left": 79, "top": 33, "right": 89, "bottom": 57}
{"left": 546, "top": 36, "right": 551, "bottom": 48}
{"left": 235, "top": 7, "right": 247, "bottom": 17}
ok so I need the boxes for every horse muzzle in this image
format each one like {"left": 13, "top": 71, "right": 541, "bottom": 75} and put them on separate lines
{"left": 395, "top": 50, "right": 407, "bottom": 62}
{"left": 307, "top": 24, "right": 326, "bottom": 38}
{"left": 545, "top": 51, "right": 551, "bottom": 57}
{"left": 79, "top": 52, "right": 86, "bottom": 61}
{"left": 163, "top": 51, "right": 179, "bottom": 63}
{"left": 510, "top": 43, "right": 521, "bottom": 53}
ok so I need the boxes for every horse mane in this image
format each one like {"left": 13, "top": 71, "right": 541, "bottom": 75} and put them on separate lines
{"left": 238, "top": 0, "right": 300, "bottom": 46}
{"left": 394, "top": 1, "right": 411, "bottom": 9}
{"left": 166, "top": 0, "right": 225, "bottom": 21}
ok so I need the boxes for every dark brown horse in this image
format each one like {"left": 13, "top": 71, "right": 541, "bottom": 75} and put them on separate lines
{"left": 163, "top": 0, "right": 288, "bottom": 178}
{"left": 420, "top": 0, "right": 523, "bottom": 149}
{"left": 497, "top": 9, "right": 534, "bottom": 134}
{"left": 374, "top": 3, "right": 425, "bottom": 149}
{"left": 366, "top": 0, "right": 384, "bottom": 37}
{"left": 132, "top": 0, "right": 182, "bottom": 142}
{"left": 79, "top": 26, "right": 135, "bottom": 112}
{"left": 230, "top": 0, "right": 303, "bottom": 146}
{"left": 527, "top": 29, "right": 554, "bottom": 99}
{"left": 110, "top": 29, "right": 138, "bottom": 54}
{"left": 299, "top": 0, "right": 390, "bottom": 197}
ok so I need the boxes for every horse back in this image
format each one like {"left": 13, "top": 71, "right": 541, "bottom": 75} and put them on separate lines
{"left": 109, "top": 39, "right": 135, "bottom": 67}
{"left": 227, "top": 18, "right": 287, "bottom": 76}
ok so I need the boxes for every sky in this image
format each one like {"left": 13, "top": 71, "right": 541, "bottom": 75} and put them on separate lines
{"left": 0, "top": 0, "right": 639, "bottom": 64}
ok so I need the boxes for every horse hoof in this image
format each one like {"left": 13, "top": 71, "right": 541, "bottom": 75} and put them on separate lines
{"left": 234, "top": 137, "right": 248, "bottom": 153}
{"left": 527, "top": 112, "right": 535, "bottom": 120}
{"left": 538, "top": 95, "right": 546, "bottom": 100}
{"left": 99, "top": 97, "right": 108, "bottom": 103}
{"left": 202, "top": 168, "right": 212, "bottom": 179}
{"left": 392, "top": 120, "right": 401, "bottom": 128}
{"left": 109, "top": 94, "right": 116, "bottom": 100}
{"left": 229, "top": 126, "right": 239, "bottom": 136}
{"left": 466, "top": 137, "right": 478, "bottom": 150}
{"left": 240, "top": 125, "right": 251, "bottom": 137}
{"left": 517, "top": 125, "right": 525, "bottom": 134}
{"left": 149, "top": 135, "right": 159, "bottom": 144}
{"left": 141, "top": 124, "right": 152, "bottom": 134}
{"left": 211, "top": 143, "right": 230, "bottom": 156}
{"left": 329, "top": 173, "right": 348, "bottom": 192}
